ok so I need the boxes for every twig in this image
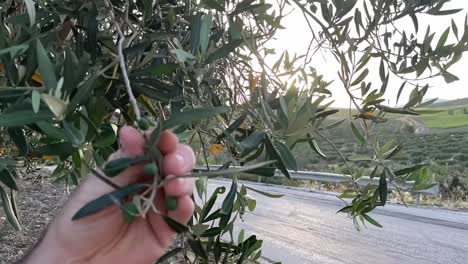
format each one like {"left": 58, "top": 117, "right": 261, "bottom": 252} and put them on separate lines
{"left": 104, "top": 0, "right": 141, "bottom": 121}
{"left": 198, "top": 130, "right": 210, "bottom": 171}
{"left": 0, "top": 86, "right": 46, "bottom": 91}
{"left": 90, "top": 167, "right": 121, "bottom": 190}
{"left": 315, "top": 130, "right": 357, "bottom": 188}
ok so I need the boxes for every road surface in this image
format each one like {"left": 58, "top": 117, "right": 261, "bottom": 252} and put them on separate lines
{"left": 205, "top": 179, "right": 468, "bottom": 264}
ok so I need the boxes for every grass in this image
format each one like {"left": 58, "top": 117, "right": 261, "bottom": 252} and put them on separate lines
{"left": 418, "top": 106, "right": 468, "bottom": 128}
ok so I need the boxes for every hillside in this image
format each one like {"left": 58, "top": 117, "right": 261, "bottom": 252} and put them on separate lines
{"left": 430, "top": 97, "right": 468, "bottom": 108}
{"left": 332, "top": 97, "right": 468, "bottom": 130}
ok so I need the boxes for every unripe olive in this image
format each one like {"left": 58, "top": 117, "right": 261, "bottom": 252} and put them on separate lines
{"left": 165, "top": 196, "right": 177, "bottom": 211}
{"left": 137, "top": 118, "right": 151, "bottom": 130}
{"left": 143, "top": 163, "right": 158, "bottom": 176}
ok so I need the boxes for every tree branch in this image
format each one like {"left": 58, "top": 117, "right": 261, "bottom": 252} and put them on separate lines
{"left": 104, "top": 0, "right": 141, "bottom": 121}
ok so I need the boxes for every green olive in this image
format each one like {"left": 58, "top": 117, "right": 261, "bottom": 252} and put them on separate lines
{"left": 143, "top": 163, "right": 158, "bottom": 176}
{"left": 165, "top": 197, "right": 177, "bottom": 211}
{"left": 137, "top": 118, "right": 151, "bottom": 130}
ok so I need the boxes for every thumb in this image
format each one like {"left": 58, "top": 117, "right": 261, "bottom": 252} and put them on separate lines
{"left": 61, "top": 126, "right": 146, "bottom": 219}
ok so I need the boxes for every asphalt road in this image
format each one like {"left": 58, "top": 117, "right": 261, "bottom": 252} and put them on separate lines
{"left": 205, "top": 179, "right": 468, "bottom": 264}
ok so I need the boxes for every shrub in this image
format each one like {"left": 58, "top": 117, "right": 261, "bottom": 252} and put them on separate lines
{"left": 455, "top": 154, "right": 468, "bottom": 162}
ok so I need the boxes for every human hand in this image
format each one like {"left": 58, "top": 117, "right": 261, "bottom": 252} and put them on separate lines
{"left": 22, "top": 126, "right": 196, "bottom": 264}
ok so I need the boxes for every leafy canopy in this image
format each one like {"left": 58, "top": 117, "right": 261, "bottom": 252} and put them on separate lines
{"left": 0, "top": 0, "right": 467, "bottom": 261}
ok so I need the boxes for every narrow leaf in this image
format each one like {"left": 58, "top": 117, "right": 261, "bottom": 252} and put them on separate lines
{"left": 275, "top": 140, "right": 298, "bottom": 171}
{"left": 162, "top": 215, "right": 189, "bottom": 233}
{"left": 244, "top": 185, "right": 284, "bottom": 198}
{"left": 451, "top": 18, "right": 459, "bottom": 39}
{"left": 0, "top": 169, "right": 18, "bottom": 191}
{"left": 0, "top": 186, "right": 21, "bottom": 231}
{"left": 0, "top": 109, "right": 53, "bottom": 127}
{"left": 350, "top": 69, "right": 369, "bottom": 86}
{"left": 201, "top": 227, "right": 222, "bottom": 237}
{"left": 441, "top": 71, "right": 459, "bottom": 83}
{"left": 379, "top": 60, "right": 385, "bottom": 82}
{"left": 240, "top": 131, "right": 265, "bottom": 157}
{"left": 224, "top": 112, "right": 248, "bottom": 135}
{"left": 32, "top": 142, "right": 74, "bottom": 159}
{"left": 41, "top": 94, "right": 67, "bottom": 121}
{"left": 351, "top": 122, "right": 365, "bottom": 145}
{"left": 200, "top": 14, "right": 213, "bottom": 54}
{"left": 63, "top": 121, "right": 85, "bottom": 147}
{"left": 436, "top": 28, "right": 450, "bottom": 50}
{"left": 24, "top": 0, "right": 36, "bottom": 26}
{"left": 396, "top": 81, "right": 406, "bottom": 105}
{"left": 103, "top": 156, "right": 148, "bottom": 177}
{"left": 72, "top": 184, "right": 145, "bottom": 220}
{"left": 173, "top": 49, "right": 195, "bottom": 63}
{"left": 307, "top": 134, "right": 327, "bottom": 158}
{"left": 206, "top": 39, "right": 243, "bottom": 63}
{"left": 244, "top": 167, "right": 276, "bottom": 177}
{"left": 188, "top": 239, "right": 208, "bottom": 260}
{"left": 379, "top": 172, "right": 388, "bottom": 206}
{"left": 221, "top": 180, "right": 237, "bottom": 215}
{"left": 36, "top": 121, "right": 65, "bottom": 140}
{"left": 32, "top": 90, "right": 40, "bottom": 113}
{"left": 362, "top": 213, "right": 383, "bottom": 228}
{"left": 264, "top": 135, "right": 291, "bottom": 179}
{"left": 7, "top": 128, "right": 29, "bottom": 155}
{"left": 155, "top": 248, "right": 183, "bottom": 264}
{"left": 36, "top": 39, "right": 57, "bottom": 90}
{"left": 69, "top": 73, "right": 99, "bottom": 112}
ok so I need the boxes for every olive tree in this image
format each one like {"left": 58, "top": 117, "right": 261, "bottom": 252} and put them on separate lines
{"left": 0, "top": 0, "right": 467, "bottom": 262}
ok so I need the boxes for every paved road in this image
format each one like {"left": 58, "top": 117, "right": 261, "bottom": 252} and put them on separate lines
{"left": 205, "top": 179, "right": 468, "bottom": 264}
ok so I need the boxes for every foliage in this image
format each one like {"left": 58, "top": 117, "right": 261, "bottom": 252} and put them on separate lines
{"left": 1, "top": 0, "right": 468, "bottom": 262}
{"left": 432, "top": 164, "right": 468, "bottom": 201}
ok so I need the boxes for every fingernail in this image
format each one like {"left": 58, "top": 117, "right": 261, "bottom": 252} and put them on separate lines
{"left": 174, "top": 153, "right": 187, "bottom": 170}
{"left": 177, "top": 146, "right": 196, "bottom": 171}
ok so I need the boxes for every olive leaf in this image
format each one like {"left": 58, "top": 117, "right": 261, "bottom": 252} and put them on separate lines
{"left": 162, "top": 215, "right": 189, "bottom": 233}
{"left": 36, "top": 39, "right": 57, "bottom": 91}
{"left": 307, "top": 134, "right": 327, "bottom": 158}
{"left": 362, "top": 213, "right": 383, "bottom": 228}
{"left": 379, "top": 172, "right": 388, "bottom": 206}
{"left": 0, "top": 186, "right": 21, "bottom": 231}
{"left": 0, "top": 169, "right": 18, "bottom": 191}
{"left": 7, "top": 128, "right": 29, "bottom": 155}
{"left": 32, "top": 90, "right": 40, "bottom": 113}
{"left": 72, "top": 184, "right": 145, "bottom": 220}
{"left": 188, "top": 239, "right": 208, "bottom": 260}
{"left": 0, "top": 109, "right": 53, "bottom": 127}
{"left": 264, "top": 135, "right": 291, "bottom": 179}
{"left": 102, "top": 156, "right": 148, "bottom": 177}
{"left": 244, "top": 185, "right": 284, "bottom": 198}
{"left": 155, "top": 247, "right": 184, "bottom": 263}
{"left": 221, "top": 180, "right": 237, "bottom": 215}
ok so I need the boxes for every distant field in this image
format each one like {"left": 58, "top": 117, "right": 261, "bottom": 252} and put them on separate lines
{"left": 419, "top": 106, "right": 468, "bottom": 129}
{"left": 333, "top": 104, "right": 468, "bottom": 129}
{"left": 294, "top": 129, "right": 468, "bottom": 172}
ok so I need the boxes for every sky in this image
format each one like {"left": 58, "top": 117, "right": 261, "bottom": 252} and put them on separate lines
{"left": 267, "top": 0, "right": 468, "bottom": 107}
